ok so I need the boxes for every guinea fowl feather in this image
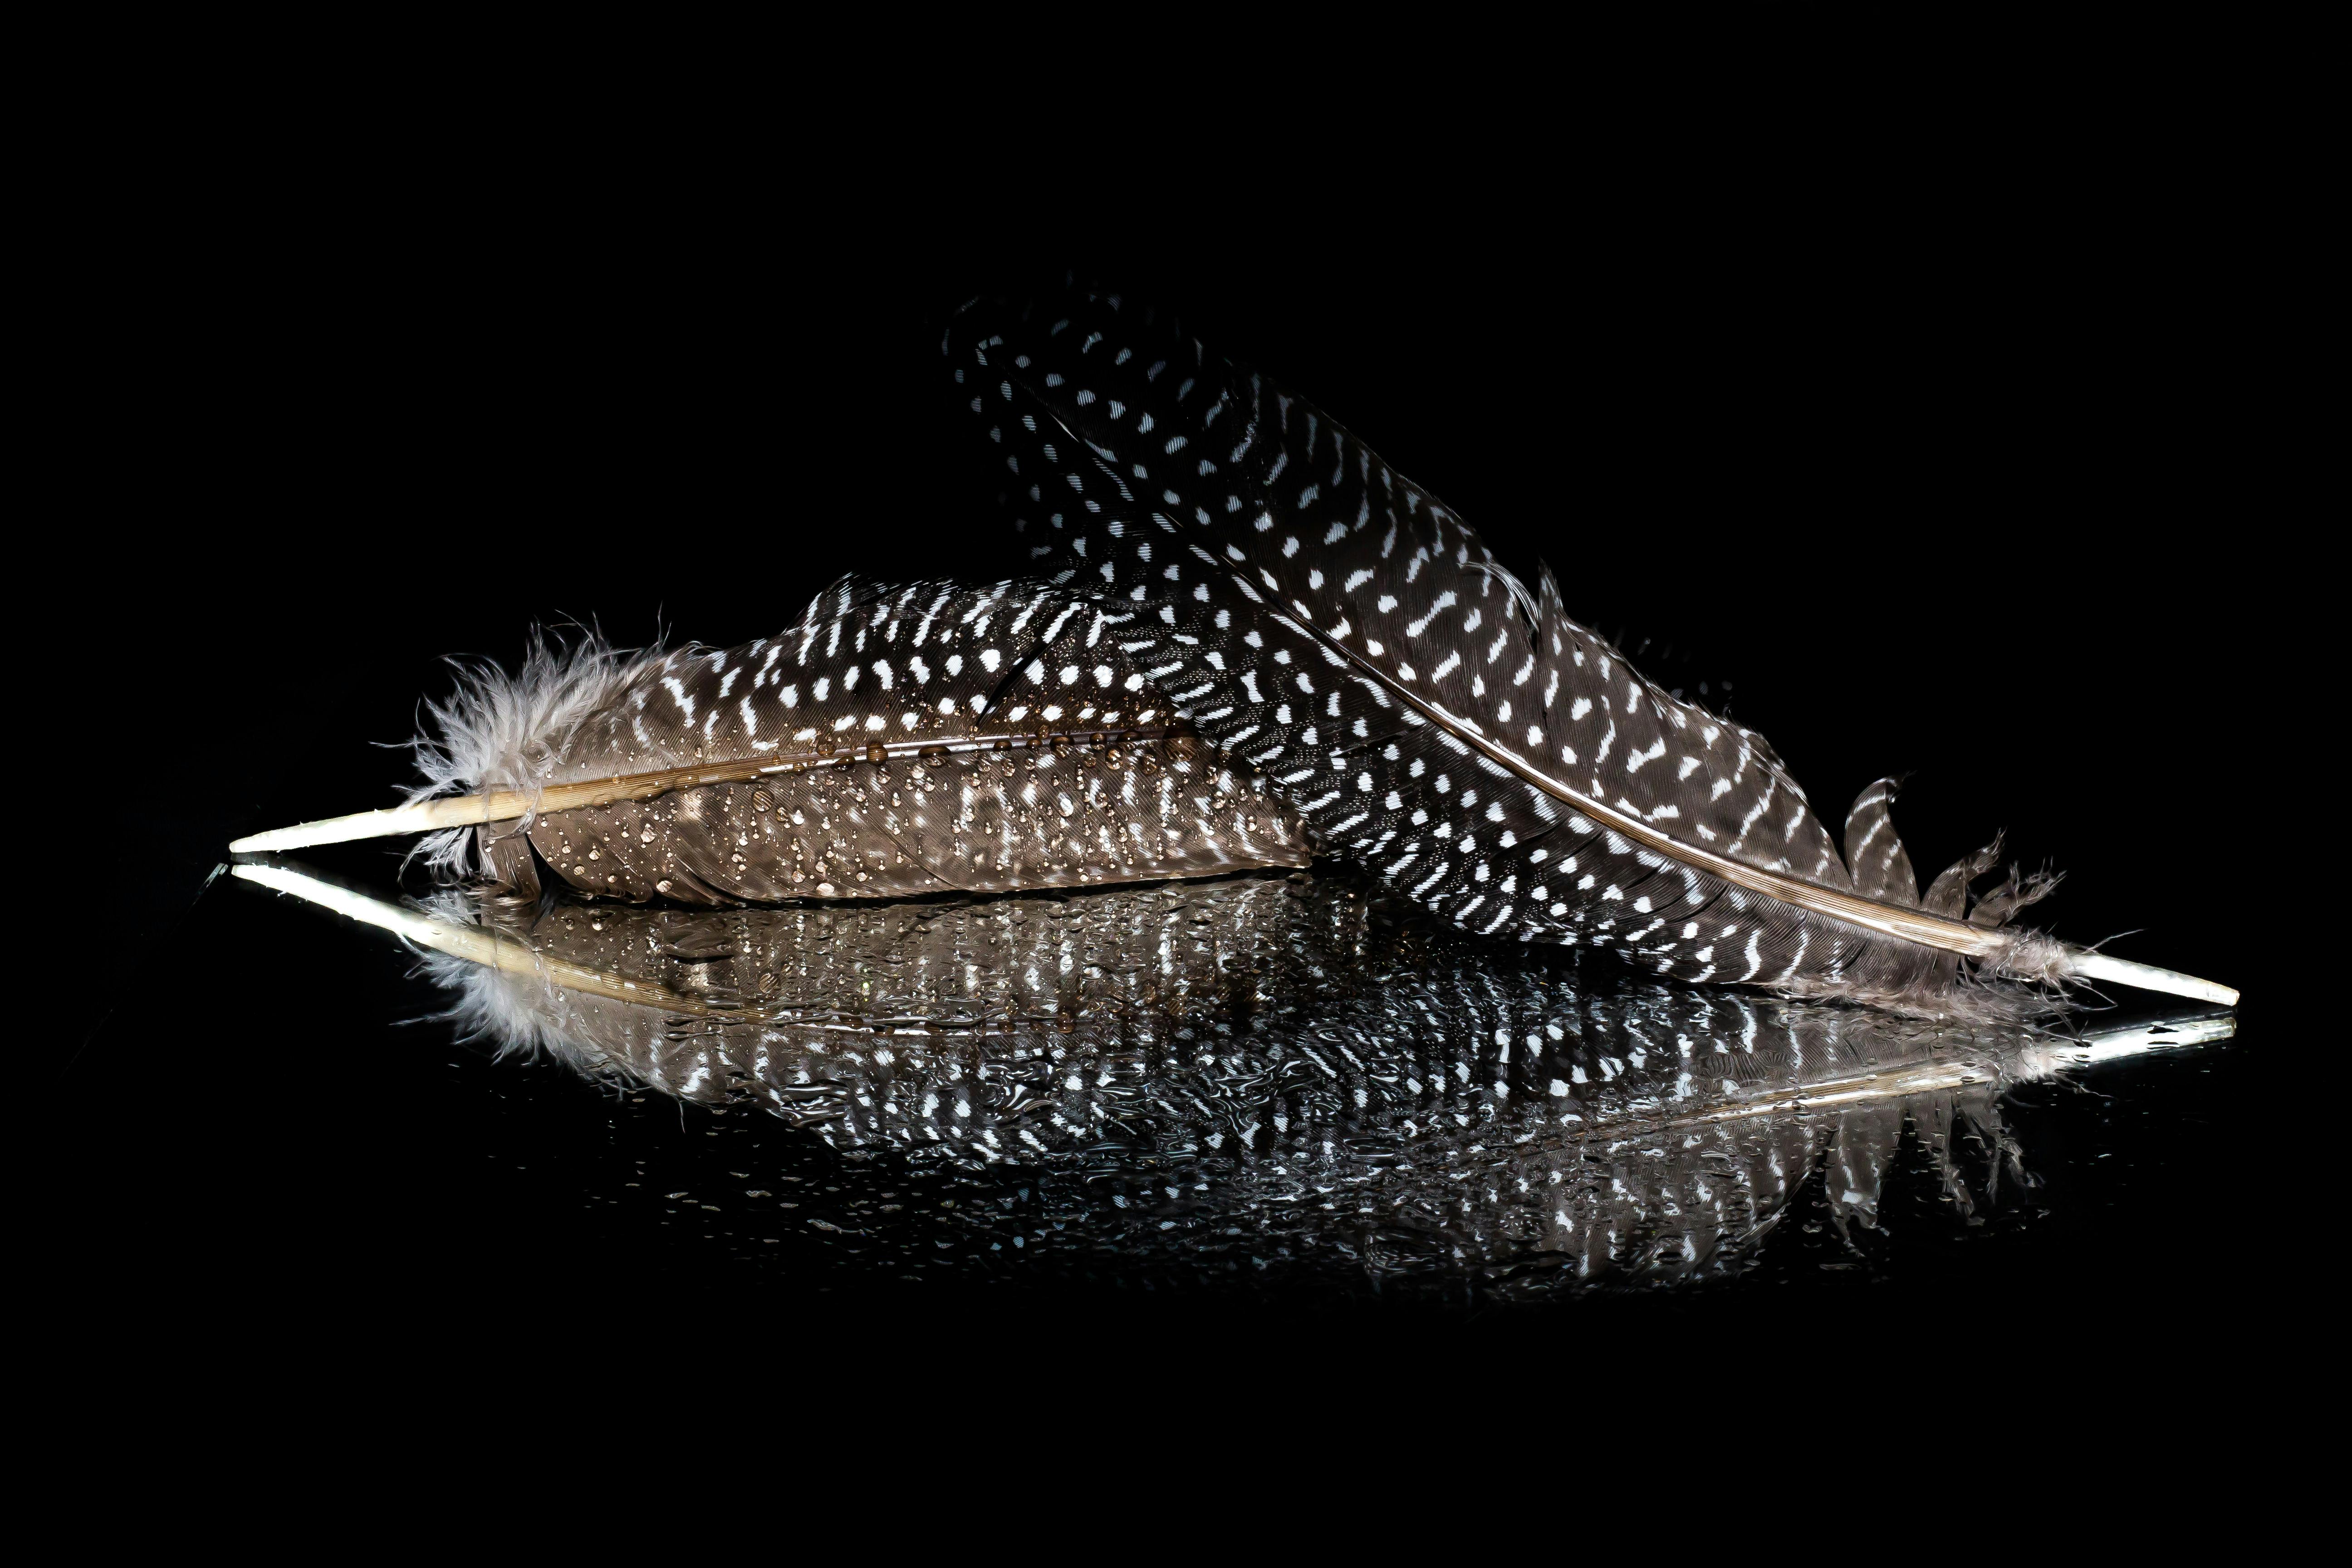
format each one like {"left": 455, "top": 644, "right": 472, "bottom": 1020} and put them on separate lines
{"left": 941, "top": 285, "right": 2161, "bottom": 1020}
{"left": 225, "top": 283, "right": 2230, "bottom": 1014}
{"left": 388, "top": 576, "right": 1307, "bottom": 904}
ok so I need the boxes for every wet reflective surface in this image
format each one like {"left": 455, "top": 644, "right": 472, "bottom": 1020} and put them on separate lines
{"left": 169, "top": 859, "right": 2240, "bottom": 1319}
{"left": 45, "top": 181, "right": 2304, "bottom": 1455}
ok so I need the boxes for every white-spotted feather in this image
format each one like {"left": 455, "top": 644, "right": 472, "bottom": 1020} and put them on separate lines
{"left": 403, "top": 577, "right": 1308, "bottom": 904}
{"left": 944, "top": 286, "right": 2228, "bottom": 1016}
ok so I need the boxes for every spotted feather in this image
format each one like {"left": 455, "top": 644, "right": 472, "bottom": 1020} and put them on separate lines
{"left": 939, "top": 287, "right": 2225, "bottom": 1016}
{"left": 413, "top": 577, "right": 1307, "bottom": 903}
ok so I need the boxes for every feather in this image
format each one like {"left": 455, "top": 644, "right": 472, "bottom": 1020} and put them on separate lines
{"left": 232, "top": 860, "right": 2233, "bottom": 1293}
{"left": 235, "top": 577, "right": 1308, "bottom": 899}
{"left": 943, "top": 287, "right": 2232, "bottom": 1014}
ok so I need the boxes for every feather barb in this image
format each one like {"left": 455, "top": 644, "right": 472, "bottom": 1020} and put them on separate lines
{"left": 1394, "top": 671, "right": 2014, "bottom": 955}
{"left": 1286, "top": 613, "right": 2239, "bottom": 1007}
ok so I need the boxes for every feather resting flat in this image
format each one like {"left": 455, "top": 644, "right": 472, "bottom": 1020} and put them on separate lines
{"left": 234, "top": 578, "right": 1309, "bottom": 901}
{"left": 946, "top": 287, "right": 2234, "bottom": 1015}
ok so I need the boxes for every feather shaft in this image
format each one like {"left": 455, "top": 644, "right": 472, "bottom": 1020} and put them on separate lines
{"left": 1297, "top": 616, "right": 2238, "bottom": 1004}
{"left": 1324, "top": 637, "right": 2013, "bottom": 960}
{"left": 229, "top": 723, "right": 1190, "bottom": 853}
{"left": 2065, "top": 951, "right": 2239, "bottom": 1007}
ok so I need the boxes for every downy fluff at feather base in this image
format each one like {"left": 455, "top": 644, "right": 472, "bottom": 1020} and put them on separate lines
{"left": 400, "top": 577, "right": 1310, "bottom": 905}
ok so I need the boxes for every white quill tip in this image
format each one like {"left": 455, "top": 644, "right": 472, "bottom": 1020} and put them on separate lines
{"left": 229, "top": 800, "right": 463, "bottom": 853}
{"left": 230, "top": 863, "right": 502, "bottom": 972}
{"left": 231, "top": 862, "right": 447, "bottom": 942}
{"left": 2065, "top": 950, "right": 2239, "bottom": 1007}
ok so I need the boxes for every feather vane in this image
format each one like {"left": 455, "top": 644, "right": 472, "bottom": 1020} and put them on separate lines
{"left": 240, "top": 576, "right": 1310, "bottom": 900}
{"left": 945, "top": 288, "right": 2223, "bottom": 1014}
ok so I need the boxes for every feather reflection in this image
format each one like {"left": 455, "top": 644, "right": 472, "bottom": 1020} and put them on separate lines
{"left": 235, "top": 861, "right": 2231, "bottom": 1298}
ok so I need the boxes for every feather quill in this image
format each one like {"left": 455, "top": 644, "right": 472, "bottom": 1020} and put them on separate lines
{"left": 945, "top": 287, "right": 2233, "bottom": 1015}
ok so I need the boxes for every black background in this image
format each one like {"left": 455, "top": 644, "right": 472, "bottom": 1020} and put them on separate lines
{"left": 47, "top": 115, "right": 2304, "bottom": 1417}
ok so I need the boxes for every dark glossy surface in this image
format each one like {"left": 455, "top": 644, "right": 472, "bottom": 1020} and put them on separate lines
{"left": 223, "top": 862, "right": 2240, "bottom": 1309}
{"left": 59, "top": 211, "right": 2287, "bottom": 1386}
{"left": 54, "top": 836, "right": 2265, "bottom": 1363}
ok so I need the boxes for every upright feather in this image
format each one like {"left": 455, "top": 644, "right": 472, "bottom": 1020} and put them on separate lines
{"left": 943, "top": 286, "right": 2229, "bottom": 1015}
